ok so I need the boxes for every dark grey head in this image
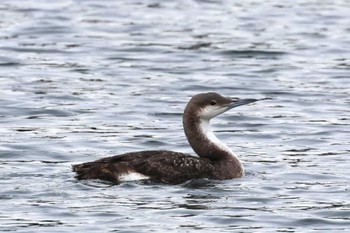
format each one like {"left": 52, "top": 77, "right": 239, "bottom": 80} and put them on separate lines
{"left": 184, "top": 92, "right": 258, "bottom": 120}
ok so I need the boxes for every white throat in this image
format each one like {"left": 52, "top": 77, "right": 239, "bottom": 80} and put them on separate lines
{"left": 199, "top": 119, "right": 235, "bottom": 155}
{"left": 199, "top": 119, "right": 244, "bottom": 174}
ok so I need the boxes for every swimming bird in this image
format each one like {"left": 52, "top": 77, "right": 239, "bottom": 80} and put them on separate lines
{"left": 72, "top": 92, "right": 259, "bottom": 184}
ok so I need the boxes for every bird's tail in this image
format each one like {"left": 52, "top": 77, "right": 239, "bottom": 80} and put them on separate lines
{"left": 72, "top": 162, "right": 116, "bottom": 182}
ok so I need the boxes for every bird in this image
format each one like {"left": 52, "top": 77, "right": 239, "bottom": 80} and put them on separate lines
{"left": 72, "top": 92, "right": 260, "bottom": 184}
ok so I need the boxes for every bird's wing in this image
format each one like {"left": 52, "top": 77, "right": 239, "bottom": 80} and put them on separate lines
{"left": 130, "top": 152, "right": 214, "bottom": 184}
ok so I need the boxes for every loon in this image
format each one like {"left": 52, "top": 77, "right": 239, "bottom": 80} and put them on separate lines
{"left": 72, "top": 92, "right": 260, "bottom": 184}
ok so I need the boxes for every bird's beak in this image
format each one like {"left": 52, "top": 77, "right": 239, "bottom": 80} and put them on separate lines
{"left": 226, "top": 98, "right": 260, "bottom": 109}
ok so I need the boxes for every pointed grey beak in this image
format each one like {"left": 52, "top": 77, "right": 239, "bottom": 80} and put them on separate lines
{"left": 226, "top": 98, "right": 260, "bottom": 109}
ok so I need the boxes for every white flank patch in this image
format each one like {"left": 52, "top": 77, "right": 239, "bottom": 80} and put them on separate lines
{"left": 118, "top": 172, "right": 150, "bottom": 182}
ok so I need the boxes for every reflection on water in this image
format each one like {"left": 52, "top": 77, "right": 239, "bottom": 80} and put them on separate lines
{"left": 0, "top": 0, "right": 349, "bottom": 232}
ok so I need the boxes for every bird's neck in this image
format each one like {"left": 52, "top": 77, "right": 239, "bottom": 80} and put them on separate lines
{"left": 183, "top": 114, "right": 242, "bottom": 167}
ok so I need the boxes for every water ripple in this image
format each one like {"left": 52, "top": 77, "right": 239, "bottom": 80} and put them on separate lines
{"left": 0, "top": 0, "right": 349, "bottom": 232}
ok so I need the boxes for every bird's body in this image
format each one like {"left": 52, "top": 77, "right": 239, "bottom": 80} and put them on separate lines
{"left": 72, "top": 92, "right": 259, "bottom": 184}
{"left": 73, "top": 150, "right": 242, "bottom": 184}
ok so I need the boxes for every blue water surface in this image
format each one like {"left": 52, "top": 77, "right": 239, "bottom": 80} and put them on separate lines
{"left": 0, "top": 0, "right": 349, "bottom": 232}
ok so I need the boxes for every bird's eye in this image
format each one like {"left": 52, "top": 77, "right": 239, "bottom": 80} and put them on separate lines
{"left": 210, "top": 100, "right": 217, "bottom": 105}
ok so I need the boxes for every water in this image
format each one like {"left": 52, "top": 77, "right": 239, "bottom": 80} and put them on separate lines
{"left": 0, "top": 0, "right": 349, "bottom": 232}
